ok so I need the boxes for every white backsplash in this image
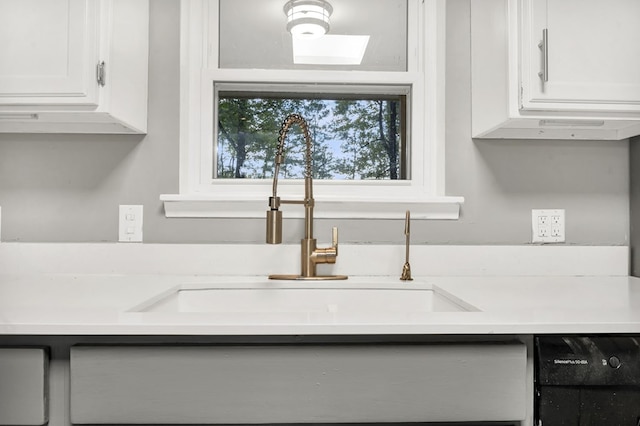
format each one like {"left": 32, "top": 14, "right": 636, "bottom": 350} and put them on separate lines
{"left": 0, "top": 243, "right": 629, "bottom": 277}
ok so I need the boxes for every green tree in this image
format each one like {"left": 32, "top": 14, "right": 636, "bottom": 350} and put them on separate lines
{"left": 217, "top": 96, "right": 399, "bottom": 180}
{"left": 332, "top": 99, "right": 400, "bottom": 179}
{"left": 218, "top": 97, "right": 334, "bottom": 179}
{"left": 218, "top": 98, "right": 283, "bottom": 178}
{"left": 379, "top": 100, "right": 399, "bottom": 180}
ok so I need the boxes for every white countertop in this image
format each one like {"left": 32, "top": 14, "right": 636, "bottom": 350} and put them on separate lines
{"left": 1, "top": 274, "right": 640, "bottom": 335}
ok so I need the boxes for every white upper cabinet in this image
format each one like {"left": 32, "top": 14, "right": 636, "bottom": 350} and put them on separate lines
{"left": 0, "top": 0, "right": 149, "bottom": 134}
{"left": 471, "top": 0, "right": 640, "bottom": 140}
{"left": 0, "top": 0, "right": 98, "bottom": 104}
{"left": 521, "top": 0, "right": 640, "bottom": 110}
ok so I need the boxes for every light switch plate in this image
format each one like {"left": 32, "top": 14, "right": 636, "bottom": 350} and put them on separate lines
{"left": 532, "top": 209, "right": 565, "bottom": 243}
{"left": 119, "top": 205, "right": 143, "bottom": 242}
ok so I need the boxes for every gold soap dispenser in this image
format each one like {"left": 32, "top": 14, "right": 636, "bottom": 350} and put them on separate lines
{"left": 400, "top": 210, "right": 413, "bottom": 281}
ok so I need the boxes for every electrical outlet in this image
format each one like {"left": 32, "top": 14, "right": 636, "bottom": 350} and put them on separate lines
{"left": 119, "top": 205, "right": 143, "bottom": 242}
{"left": 551, "top": 215, "right": 563, "bottom": 237}
{"left": 532, "top": 209, "right": 565, "bottom": 243}
{"left": 537, "top": 215, "right": 549, "bottom": 237}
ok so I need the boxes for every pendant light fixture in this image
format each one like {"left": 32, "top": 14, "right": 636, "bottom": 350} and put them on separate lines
{"left": 283, "top": 0, "right": 333, "bottom": 40}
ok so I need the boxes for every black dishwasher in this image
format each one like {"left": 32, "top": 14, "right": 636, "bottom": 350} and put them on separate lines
{"left": 535, "top": 336, "right": 640, "bottom": 425}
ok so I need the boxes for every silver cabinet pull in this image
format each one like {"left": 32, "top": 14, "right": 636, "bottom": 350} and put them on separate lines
{"left": 537, "top": 29, "right": 548, "bottom": 82}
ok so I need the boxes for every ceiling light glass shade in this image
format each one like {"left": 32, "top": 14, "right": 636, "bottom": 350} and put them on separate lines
{"left": 283, "top": 0, "right": 333, "bottom": 40}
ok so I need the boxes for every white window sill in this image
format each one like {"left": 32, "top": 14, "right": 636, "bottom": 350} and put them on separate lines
{"left": 160, "top": 194, "right": 464, "bottom": 220}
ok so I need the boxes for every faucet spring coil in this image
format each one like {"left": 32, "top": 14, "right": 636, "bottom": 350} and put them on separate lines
{"left": 276, "top": 114, "right": 313, "bottom": 178}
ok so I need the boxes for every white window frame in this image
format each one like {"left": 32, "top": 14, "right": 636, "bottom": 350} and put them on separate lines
{"left": 161, "top": 0, "right": 463, "bottom": 219}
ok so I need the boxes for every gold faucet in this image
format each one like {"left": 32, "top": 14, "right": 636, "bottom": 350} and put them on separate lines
{"left": 266, "top": 113, "right": 347, "bottom": 280}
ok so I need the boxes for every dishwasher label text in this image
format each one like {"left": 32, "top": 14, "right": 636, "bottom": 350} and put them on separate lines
{"left": 554, "top": 359, "right": 588, "bottom": 365}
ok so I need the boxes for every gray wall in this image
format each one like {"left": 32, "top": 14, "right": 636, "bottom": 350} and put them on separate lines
{"left": 631, "top": 137, "right": 639, "bottom": 275}
{"left": 0, "top": 0, "right": 630, "bottom": 245}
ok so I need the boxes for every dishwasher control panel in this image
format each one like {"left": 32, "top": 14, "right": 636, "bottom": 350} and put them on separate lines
{"left": 536, "top": 335, "right": 640, "bottom": 424}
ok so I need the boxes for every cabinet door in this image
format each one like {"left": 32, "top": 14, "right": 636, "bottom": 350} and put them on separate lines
{"left": 521, "top": 0, "right": 640, "bottom": 111}
{"left": 0, "top": 0, "right": 98, "bottom": 105}
{"left": 70, "top": 344, "right": 527, "bottom": 424}
{"left": 0, "top": 348, "right": 48, "bottom": 425}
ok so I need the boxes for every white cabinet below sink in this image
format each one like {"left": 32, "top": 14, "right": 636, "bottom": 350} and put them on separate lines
{"left": 471, "top": 0, "right": 640, "bottom": 140}
{"left": 70, "top": 343, "right": 526, "bottom": 424}
{"left": 0, "top": 348, "right": 48, "bottom": 426}
{"left": 0, "top": 0, "right": 149, "bottom": 134}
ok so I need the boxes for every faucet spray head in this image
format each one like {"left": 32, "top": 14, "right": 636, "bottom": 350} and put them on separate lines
{"left": 266, "top": 210, "right": 282, "bottom": 244}
{"left": 266, "top": 196, "right": 283, "bottom": 244}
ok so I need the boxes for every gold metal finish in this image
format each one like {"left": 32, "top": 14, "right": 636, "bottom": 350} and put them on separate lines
{"left": 268, "top": 274, "right": 348, "bottom": 281}
{"left": 266, "top": 209, "right": 283, "bottom": 244}
{"left": 266, "top": 114, "right": 346, "bottom": 281}
{"left": 400, "top": 210, "right": 413, "bottom": 281}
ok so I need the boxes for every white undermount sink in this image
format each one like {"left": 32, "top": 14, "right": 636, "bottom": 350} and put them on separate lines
{"left": 129, "top": 280, "right": 479, "bottom": 315}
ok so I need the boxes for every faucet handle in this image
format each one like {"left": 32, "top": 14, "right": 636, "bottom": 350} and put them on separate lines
{"left": 313, "top": 227, "right": 339, "bottom": 265}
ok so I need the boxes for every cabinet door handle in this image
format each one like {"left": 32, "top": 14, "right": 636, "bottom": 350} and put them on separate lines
{"left": 537, "top": 29, "right": 548, "bottom": 82}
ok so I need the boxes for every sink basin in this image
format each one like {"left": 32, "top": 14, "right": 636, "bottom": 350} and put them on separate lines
{"left": 129, "top": 280, "right": 479, "bottom": 315}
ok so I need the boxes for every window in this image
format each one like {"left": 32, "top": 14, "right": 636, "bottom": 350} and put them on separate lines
{"left": 216, "top": 92, "right": 407, "bottom": 180}
{"left": 161, "top": 0, "right": 462, "bottom": 219}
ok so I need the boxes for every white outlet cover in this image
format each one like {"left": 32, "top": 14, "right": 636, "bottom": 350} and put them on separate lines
{"left": 119, "top": 205, "right": 143, "bottom": 242}
{"left": 532, "top": 209, "right": 565, "bottom": 243}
